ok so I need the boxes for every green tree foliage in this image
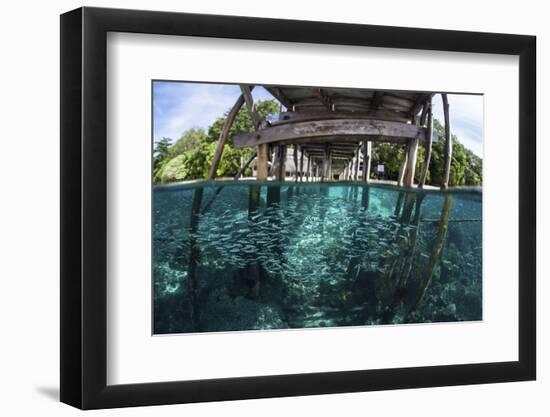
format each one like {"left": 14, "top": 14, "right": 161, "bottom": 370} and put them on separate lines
{"left": 369, "top": 119, "right": 482, "bottom": 186}
{"left": 427, "top": 119, "right": 482, "bottom": 186}
{"left": 169, "top": 128, "right": 207, "bottom": 156}
{"left": 153, "top": 137, "right": 172, "bottom": 174}
{"left": 370, "top": 143, "right": 406, "bottom": 179}
{"left": 206, "top": 100, "right": 280, "bottom": 145}
{"left": 153, "top": 99, "right": 278, "bottom": 184}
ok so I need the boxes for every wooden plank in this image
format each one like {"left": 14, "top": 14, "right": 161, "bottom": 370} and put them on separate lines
{"left": 234, "top": 118, "right": 426, "bottom": 148}
{"left": 264, "top": 86, "right": 294, "bottom": 110}
{"left": 441, "top": 93, "right": 452, "bottom": 189}
{"left": 383, "top": 94, "right": 415, "bottom": 109}
{"left": 418, "top": 101, "right": 433, "bottom": 188}
{"left": 274, "top": 110, "right": 411, "bottom": 125}
{"left": 302, "top": 143, "right": 359, "bottom": 151}
{"left": 207, "top": 91, "right": 250, "bottom": 180}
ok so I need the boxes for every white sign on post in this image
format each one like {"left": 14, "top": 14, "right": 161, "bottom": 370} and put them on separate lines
{"left": 377, "top": 164, "right": 384, "bottom": 173}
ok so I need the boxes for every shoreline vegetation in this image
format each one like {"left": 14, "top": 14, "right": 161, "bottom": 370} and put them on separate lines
{"left": 153, "top": 99, "right": 483, "bottom": 187}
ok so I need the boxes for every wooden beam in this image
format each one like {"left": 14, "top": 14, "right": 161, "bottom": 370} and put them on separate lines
{"left": 208, "top": 91, "right": 250, "bottom": 180}
{"left": 234, "top": 118, "right": 426, "bottom": 148}
{"left": 240, "top": 85, "right": 261, "bottom": 128}
{"left": 418, "top": 101, "right": 433, "bottom": 188}
{"left": 402, "top": 137, "right": 419, "bottom": 187}
{"left": 441, "top": 93, "right": 452, "bottom": 189}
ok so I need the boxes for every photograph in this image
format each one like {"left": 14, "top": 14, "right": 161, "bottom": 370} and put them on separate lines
{"left": 152, "top": 82, "right": 483, "bottom": 334}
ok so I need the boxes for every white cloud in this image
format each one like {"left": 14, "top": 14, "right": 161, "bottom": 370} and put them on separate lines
{"left": 153, "top": 82, "right": 241, "bottom": 143}
{"left": 153, "top": 83, "right": 281, "bottom": 144}
{"left": 432, "top": 94, "right": 483, "bottom": 157}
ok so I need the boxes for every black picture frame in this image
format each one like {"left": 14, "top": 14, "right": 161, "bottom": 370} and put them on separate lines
{"left": 60, "top": 6, "right": 536, "bottom": 410}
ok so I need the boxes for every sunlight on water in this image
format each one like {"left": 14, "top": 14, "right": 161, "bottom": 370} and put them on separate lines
{"left": 153, "top": 181, "right": 482, "bottom": 334}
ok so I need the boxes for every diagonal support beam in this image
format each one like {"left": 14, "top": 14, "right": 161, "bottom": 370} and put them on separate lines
{"left": 240, "top": 85, "right": 261, "bottom": 128}
{"left": 207, "top": 88, "right": 254, "bottom": 180}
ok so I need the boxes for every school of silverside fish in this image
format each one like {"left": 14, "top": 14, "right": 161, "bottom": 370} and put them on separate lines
{"left": 153, "top": 182, "right": 482, "bottom": 334}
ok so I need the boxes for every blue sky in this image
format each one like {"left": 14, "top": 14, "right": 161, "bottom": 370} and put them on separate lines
{"left": 153, "top": 81, "right": 483, "bottom": 157}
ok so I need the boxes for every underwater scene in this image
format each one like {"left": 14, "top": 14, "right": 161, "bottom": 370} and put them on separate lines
{"left": 153, "top": 182, "right": 482, "bottom": 334}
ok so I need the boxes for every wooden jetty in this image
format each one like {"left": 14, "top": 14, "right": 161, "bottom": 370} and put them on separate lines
{"left": 208, "top": 85, "right": 452, "bottom": 189}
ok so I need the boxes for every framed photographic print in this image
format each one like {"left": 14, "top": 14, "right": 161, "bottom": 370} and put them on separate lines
{"left": 60, "top": 6, "right": 536, "bottom": 409}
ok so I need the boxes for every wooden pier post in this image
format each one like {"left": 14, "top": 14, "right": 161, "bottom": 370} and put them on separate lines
{"left": 275, "top": 145, "right": 287, "bottom": 181}
{"left": 299, "top": 145, "right": 304, "bottom": 182}
{"left": 328, "top": 149, "right": 333, "bottom": 181}
{"left": 354, "top": 146, "right": 360, "bottom": 180}
{"left": 418, "top": 100, "right": 433, "bottom": 188}
{"left": 256, "top": 144, "right": 268, "bottom": 180}
{"left": 409, "top": 194, "right": 453, "bottom": 315}
{"left": 397, "top": 143, "right": 409, "bottom": 186}
{"left": 362, "top": 140, "right": 372, "bottom": 182}
{"left": 186, "top": 188, "right": 204, "bottom": 330}
{"left": 240, "top": 84, "right": 271, "bottom": 183}
{"left": 402, "top": 137, "right": 419, "bottom": 187}
{"left": 441, "top": 93, "right": 452, "bottom": 189}
{"left": 293, "top": 145, "right": 299, "bottom": 182}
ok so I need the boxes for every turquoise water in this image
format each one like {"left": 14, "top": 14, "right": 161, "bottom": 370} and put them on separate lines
{"left": 153, "top": 181, "right": 482, "bottom": 334}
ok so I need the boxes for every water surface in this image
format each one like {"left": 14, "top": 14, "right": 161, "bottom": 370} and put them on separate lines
{"left": 153, "top": 181, "right": 482, "bottom": 334}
